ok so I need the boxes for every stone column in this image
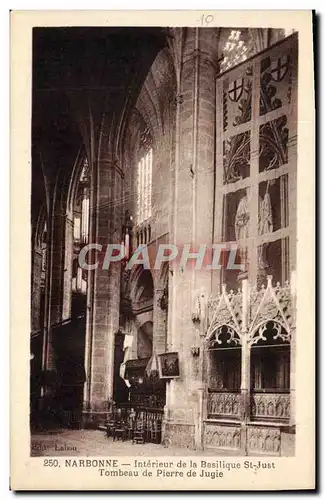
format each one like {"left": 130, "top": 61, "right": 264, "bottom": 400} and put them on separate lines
{"left": 44, "top": 189, "right": 67, "bottom": 371}
{"left": 165, "top": 28, "right": 218, "bottom": 450}
{"left": 83, "top": 158, "right": 123, "bottom": 427}
{"left": 48, "top": 181, "right": 68, "bottom": 328}
{"left": 39, "top": 183, "right": 67, "bottom": 415}
{"left": 153, "top": 284, "right": 168, "bottom": 355}
{"left": 31, "top": 248, "right": 43, "bottom": 333}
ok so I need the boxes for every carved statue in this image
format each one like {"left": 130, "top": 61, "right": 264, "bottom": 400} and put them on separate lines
{"left": 259, "top": 191, "right": 273, "bottom": 235}
{"left": 235, "top": 194, "right": 250, "bottom": 274}
{"left": 235, "top": 194, "right": 250, "bottom": 241}
{"left": 234, "top": 188, "right": 274, "bottom": 276}
{"left": 258, "top": 185, "right": 274, "bottom": 271}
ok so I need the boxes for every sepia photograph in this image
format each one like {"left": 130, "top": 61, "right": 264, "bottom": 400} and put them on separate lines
{"left": 10, "top": 10, "right": 315, "bottom": 491}
{"left": 29, "top": 23, "right": 298, "bottom": 457}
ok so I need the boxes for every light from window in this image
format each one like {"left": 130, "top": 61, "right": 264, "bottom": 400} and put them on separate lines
{"left": 71, "top": 157, "right": 90, "bottom": 296}
{"left": 74, "top": 159, "right": 90, "bottom": 245}
{"left": 220, "top": 30, "right": 251, "bottom": 73}
{"left": 81, "top": 197, "right": 89, "bottom": 243}
{"left": 137, "top": 148, "right": 152, "bottom": 224}
{"left": 74, "top": 217, "right": 81, "bottom": 241}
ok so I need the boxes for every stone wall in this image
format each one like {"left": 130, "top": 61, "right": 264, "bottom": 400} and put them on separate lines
{"left": 162, "top": 28, "right": 218, "bottom": 449}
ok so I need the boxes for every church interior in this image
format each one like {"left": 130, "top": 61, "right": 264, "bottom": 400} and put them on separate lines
{"left": 30, "top": 26, "right": 297, "bottom": 455}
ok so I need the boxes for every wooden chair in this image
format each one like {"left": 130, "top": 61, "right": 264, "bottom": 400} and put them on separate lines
{"left": 105, "top": 415, "right": 115, "bottom": 439}
{"left": 132, "top": 415, "right": 146, "bottom": 444}
{"left": 111, "top": 408, "right": 127, "bottom": 441}
{"left": 112, "top": 420, "right": 127, "bottom": 442}
{"left": 127, "top": 409, "right": 136, "bottom": 441}
{"left": 150, "top": 420, "right": 162, "bottom": 444}
{"left": 145, "top": 417, "right": 151, "bottom": 443}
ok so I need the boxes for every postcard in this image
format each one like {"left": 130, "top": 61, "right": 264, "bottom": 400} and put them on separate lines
{"left": 10, "top": 9, "right": 315, "bottom": 490}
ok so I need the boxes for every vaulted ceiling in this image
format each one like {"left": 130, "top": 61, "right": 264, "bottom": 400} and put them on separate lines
{"left": 32, "top": 27, "right": 167, "bottom": 222}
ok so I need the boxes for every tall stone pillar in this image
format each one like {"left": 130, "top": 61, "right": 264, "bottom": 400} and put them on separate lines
{"left": 31, "top": 247, "right": 43, "bottom": 333}
{"left": 49, "top": 221, "right": 65, "bottom": 326}
{"left": 44, "top": 186, "right": 67, "bottom": 371}
{"left": 83, "top": 156, "right": 123, "bottom": 427}
{"left": 153, "top": 269, "right": 168, "bottom": 354}
{"left": 165, "top": 28, "right": 218, "bottom": 449}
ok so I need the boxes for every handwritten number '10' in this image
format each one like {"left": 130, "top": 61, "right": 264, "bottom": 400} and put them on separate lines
{"left": 198, "top": 14, "right": 214, "bottom": 26}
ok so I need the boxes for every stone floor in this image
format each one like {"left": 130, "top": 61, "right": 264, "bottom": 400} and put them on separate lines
{"left": 31, "top": 429, "right": 238, "bottom": 457}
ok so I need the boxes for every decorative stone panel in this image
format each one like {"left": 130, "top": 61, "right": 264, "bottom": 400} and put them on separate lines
{"left": 163, "top": 423, "right": 195, "bottom": 449}
{"left": 204, "top": 422, "right": 241, "bottom": 450}
{"left": 207, "top": 392, "right": 241, "bottom": 418}
{"left": 251, "top": 393, "right": 290, "bottom": 421}
{"left": 247, "top": 426, "right": 281, "bottom": 455}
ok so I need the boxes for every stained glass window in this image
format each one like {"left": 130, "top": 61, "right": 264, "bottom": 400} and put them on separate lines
{"left": 72, "top": 158, "right": 90, "bottom": 295}
{"left": 219, "top": 29, "right": 254, "bottom": 73}
{"left": 137, "top": 148, "right": 152, "bottom": 225}
{"left": 216, "top": 33, "right": 297, "bottom": 289}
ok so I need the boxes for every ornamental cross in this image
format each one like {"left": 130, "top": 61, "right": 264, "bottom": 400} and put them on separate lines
{"left": 228, "top": 78, "right": 244, "bottom": 102}
{"left": 270, "top": 55, "right": 289, "bottom": 82}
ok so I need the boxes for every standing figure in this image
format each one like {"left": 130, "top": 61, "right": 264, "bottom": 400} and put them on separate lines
{"left": 235, "top": 194, "right": 250, "bottom": 276}
{"left": 258, "top": 188, "right": 273, "bottom": 270}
